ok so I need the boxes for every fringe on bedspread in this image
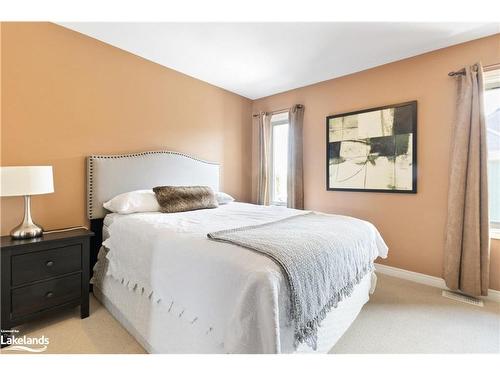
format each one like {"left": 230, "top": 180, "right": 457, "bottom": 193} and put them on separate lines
{"left": 91, "top": 245, "right": 224, "bottom": 347}
{"left": 294, "top": 263, "right": 374, "bottom": 350}
{"left": 91, "top": 245, "right": 160, "bottom": 303}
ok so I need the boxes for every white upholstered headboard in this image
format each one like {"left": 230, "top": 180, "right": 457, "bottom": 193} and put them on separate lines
{"left": 86, "top": 150, "right": 220, "bottom": 219}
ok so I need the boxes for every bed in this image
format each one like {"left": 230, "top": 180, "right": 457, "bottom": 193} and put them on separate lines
{"left": 87, "top": 150, "right": 388, "bottom": 354}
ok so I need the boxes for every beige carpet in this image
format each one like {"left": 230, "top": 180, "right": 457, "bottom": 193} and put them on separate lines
{"left": 2, "top": 274, "right": 499, "bottom": 354}
{"left": 330, "top": 274, "right": 500, "bottom": 353}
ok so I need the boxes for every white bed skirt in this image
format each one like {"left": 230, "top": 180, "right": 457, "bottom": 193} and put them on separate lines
{"left": 92, "top": 271, "right": 376, "bottom": 354}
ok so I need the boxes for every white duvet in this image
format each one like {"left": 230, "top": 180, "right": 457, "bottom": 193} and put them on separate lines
{"left": 99, "top": 202, "right": 388, "bottom": 353}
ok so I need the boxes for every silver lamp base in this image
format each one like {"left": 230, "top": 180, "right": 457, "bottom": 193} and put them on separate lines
{"left": 10, "top": 195, "right": 44, "bottom": 239}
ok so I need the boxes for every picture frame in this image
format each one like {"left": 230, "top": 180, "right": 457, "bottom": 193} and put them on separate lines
{"left": 326, "top": 101, "right": 417, "bottom": 193}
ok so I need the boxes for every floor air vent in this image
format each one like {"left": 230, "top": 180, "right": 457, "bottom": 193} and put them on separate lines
{"left": 442, "top": 290, "right": 484, "bottom": 307}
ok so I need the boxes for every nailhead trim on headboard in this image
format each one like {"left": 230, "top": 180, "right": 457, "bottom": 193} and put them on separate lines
{"left": 86, "top": 150, "right": 220, "bottom": 220}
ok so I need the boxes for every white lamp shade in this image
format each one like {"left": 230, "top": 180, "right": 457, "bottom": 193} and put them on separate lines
{"left": 0, "top": 166, "right": 54, "bottom": 197}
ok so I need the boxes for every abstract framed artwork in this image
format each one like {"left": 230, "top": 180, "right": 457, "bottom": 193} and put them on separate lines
{"left": 326, "top": 101, "right": 417, "bottom": 193}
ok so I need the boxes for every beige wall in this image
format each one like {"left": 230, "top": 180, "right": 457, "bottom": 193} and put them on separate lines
{"left": 252, "top": 34, "right": 500, "bottom": 291}
{"left": 0, "top": 22, "right": 253, "bottom": 234}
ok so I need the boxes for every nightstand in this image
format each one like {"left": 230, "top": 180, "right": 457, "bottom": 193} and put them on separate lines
{"left": 1, "top": 229, "right": 93, "bottom": 345}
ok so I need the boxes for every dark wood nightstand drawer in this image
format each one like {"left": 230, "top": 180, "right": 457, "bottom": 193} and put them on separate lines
{"left": 11, "top": 244, "right": 82, "bottom": 286}
{"left": 11, "top": 273, "right": 82, "bottom": 319}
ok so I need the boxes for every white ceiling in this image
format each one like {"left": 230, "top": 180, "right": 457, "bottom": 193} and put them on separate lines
{"left": 59, "top": 23, "right": 499, "bottom": 99}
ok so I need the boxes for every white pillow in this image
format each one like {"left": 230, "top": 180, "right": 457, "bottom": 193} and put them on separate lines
{"left": 216, "top": 191, "right": 235, "bottom": 205}
{"left": 103, "top": 189, "right": 160, "bottom": 214}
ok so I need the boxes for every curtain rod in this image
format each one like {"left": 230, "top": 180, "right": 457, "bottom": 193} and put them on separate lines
{"left": 252, "top": 104, "right": 304, "bottom": 118}
{"left": 448, "top": 62, "right": 500, "bottom": 76}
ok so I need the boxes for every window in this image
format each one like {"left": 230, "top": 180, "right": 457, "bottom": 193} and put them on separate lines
{"left": 484, "top": 68, "right": 500, "bottom": 238}
{"left": 270, "top": 112, "right": 289, "bottom": 205}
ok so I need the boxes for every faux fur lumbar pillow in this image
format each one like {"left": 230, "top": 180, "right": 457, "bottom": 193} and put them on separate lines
{"left": 153, "top": 186, "right": 218, "bottom": 213}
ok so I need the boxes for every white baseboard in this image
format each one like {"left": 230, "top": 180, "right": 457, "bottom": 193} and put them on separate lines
{"left": 374, "top": 263, "right": 500, "bottom": 303}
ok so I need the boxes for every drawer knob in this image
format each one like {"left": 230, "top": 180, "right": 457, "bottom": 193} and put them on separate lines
{"left": 45, "top": 291, "right": 54, "bottom": 298}
{"left": 46, "top": 260, "right": 54, "bottom": 267}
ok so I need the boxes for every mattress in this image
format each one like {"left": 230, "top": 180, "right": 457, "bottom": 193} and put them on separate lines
{"left": 93, "top": 202, "right": 387, "bottom": 353}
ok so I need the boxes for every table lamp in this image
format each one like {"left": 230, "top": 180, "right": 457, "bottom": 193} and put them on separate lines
{"left": 0, "top": 166, "right": 54, "bottom": 239}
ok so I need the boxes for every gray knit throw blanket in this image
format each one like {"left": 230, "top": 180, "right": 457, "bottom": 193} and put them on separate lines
{"left": 207, "top": 212, "right": 378, "bottom": 349}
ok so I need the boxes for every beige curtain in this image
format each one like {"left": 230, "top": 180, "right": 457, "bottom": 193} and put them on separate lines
{"left": 444, "top": 63, "right": 490, "bottom": 296}
{"left": 287, "top": 105, "right": 305, "bottom": 209}
{"left": 256, "top": 112, "right": 272, "bottom": 205}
